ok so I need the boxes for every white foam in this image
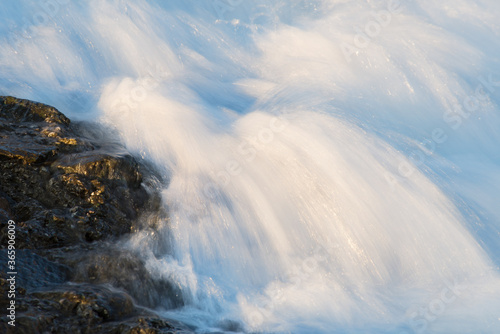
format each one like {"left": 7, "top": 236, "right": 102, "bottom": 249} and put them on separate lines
{"left": 2, "top": 1, "right": 500, "bottom": 332}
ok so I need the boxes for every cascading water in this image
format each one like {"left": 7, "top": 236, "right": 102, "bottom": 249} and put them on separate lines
{"left": 1, "top": 1, "right": 500, "bottom": 333}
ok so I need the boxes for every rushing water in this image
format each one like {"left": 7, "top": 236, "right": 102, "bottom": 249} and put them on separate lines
{"left": 2, "top": 1, "right": 500, "bottom": 333}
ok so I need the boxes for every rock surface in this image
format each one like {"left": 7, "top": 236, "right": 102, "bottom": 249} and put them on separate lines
{"left": 0, "top": 97, "right": 189, "bottom": 333}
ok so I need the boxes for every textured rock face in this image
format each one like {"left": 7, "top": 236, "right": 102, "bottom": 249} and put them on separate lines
{"left": 0, "top": 97, "right": 188, "bottom": 333}
{"left": 0, "top": 96, "right": 150, "bottom": 246}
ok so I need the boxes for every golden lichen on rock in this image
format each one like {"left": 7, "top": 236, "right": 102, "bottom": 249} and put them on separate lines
{"left": 58, "top": 137, "right": 78, "bottom": 145}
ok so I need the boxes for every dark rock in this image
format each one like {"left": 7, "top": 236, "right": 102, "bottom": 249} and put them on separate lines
{"left": 38, "top": 243, "right": 183, "bottom": 309}
{"left": 0, "top": 192, "right": 14, "bottom": 222}
{"left": 0, "top": 96, "right": 187, "bottom": 333}
{"left": 0, "top": 96, "right": 70, "bottom": 125}
{"left": 0, "top": 96, "right": 153, "bottom": 248}
{"left": 0, "top": 250, "right": 69, "bottom": 292}
{"left": 0, "top": 284, "right": 190, "bottom": 334}
{"left": 70, "top": 246, "right": 183, "bottom": 309}
{"left": 97, "top": 316, "right": 193, "bottom": 334}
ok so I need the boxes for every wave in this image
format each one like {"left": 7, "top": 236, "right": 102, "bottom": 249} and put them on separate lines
{"left": 2, "top": 1, "right": 500, "bottom": 332}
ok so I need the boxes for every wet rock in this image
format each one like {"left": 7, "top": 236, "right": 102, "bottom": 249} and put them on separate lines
{"left": 0, "top": 284, "right": 190, "bottom": 334}
{"left": 0, "top": 96, "right": 186, "bottom": 333}
{"left": 97, "top": 316, "right": 192, "bottom": 334}
{"left": 69, "top": 246, "right": 183, "bottom": 309}
{"left": 0, "top": 250, "right": 69, "bottom": 292}
{"left": 38, "top": 243, "right": 183, "bottom": 309}
{"left": 0, "top": 96, "right": 70, "bottom": 125}
{"left": 0, "top": 96, "right": 152, "bottom": 248}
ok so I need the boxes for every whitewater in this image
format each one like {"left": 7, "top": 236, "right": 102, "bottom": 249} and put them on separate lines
{"left": 1, "top": 0, "right": 500, "bottom": 333}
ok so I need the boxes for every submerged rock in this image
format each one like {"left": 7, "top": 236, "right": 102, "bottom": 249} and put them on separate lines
{"left": 0, "top": 97, "right": 189, "bottom": 333}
